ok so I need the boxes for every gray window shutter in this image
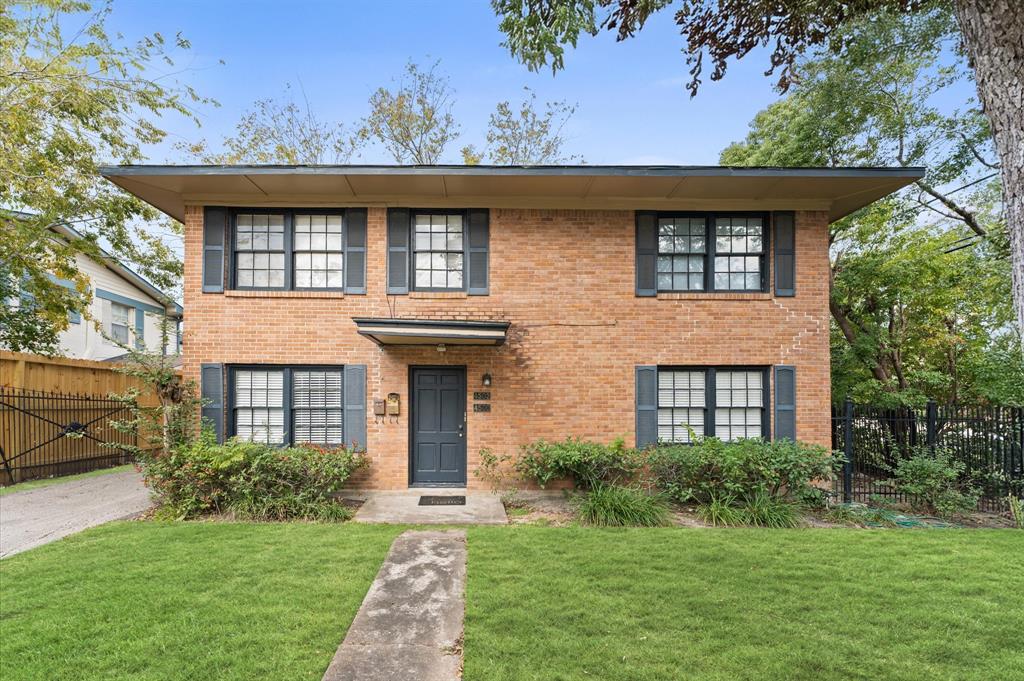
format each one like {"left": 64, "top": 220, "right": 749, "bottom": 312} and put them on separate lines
{"left": 387, "top": 208, "right": 410, "bottom": 294}
{"left": 202, "top": 207, "right": 227, "bottom": 293}
{"left": 773, "top": 211, "right": 795, "bottom": 297}
{"left": 635, "top": 211, "right": 657, "bottom": 296}
{"left": 636, "top": 365, "right": 658, "bottom": 448}
{"left": 200, "top": 363, "right": 225, "bottom": 443}
{"left": 466, "top": 208, "right": 490, "bottom": 295}
{"left": 774, "top": 365, "right": 796, "bottom": 441}
{"left": 344, "top": 364, "right": 367, "bottom": 451}
{"left": 345, "top": 208, "right": 367, "bottom": 294}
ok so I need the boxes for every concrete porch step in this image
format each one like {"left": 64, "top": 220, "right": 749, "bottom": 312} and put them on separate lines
{"left": 348, "top": 489, "right": 507, "bottom": 525}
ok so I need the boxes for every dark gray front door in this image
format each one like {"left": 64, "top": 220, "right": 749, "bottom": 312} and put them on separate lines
{"left": 410, "top": 367, "right": 466, "bottom": 485}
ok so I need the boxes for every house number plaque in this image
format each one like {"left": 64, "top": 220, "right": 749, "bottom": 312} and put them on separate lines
{"left": 473, "top": 403, "right": 491, "bottom": 413}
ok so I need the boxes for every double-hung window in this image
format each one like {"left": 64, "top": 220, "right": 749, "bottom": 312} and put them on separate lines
{"left": 657, "top": 367, "right": 768, "bottom": 443}
{"left": 232, "top": 210, "right": 346, "bottom": 290}
{"left": 656, "top": 213, "right": 767, "bottom": 292}
{"left": 231, "top": 366, "right": 344, "bottom": 446}
{"left": 413, "top": 212, "right": 464, "bottom": 290}
{"left": 110, "top": 302, "right": 132, "bottom": 345}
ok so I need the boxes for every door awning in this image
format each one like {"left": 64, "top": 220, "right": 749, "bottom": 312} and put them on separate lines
{"left": 353, "top": 318, "right": 510, "bottom": 346}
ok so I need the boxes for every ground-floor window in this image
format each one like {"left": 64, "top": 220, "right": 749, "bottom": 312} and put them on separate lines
{"left": 230, "top": 366, "right": 344, "bottom": 446}
{"left": 657, "top": 367, "right": 768, "bottom": 443}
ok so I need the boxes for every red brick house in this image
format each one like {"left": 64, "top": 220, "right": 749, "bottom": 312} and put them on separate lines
{"left": 101, "top": 165, "right": 921, "bottom": 490}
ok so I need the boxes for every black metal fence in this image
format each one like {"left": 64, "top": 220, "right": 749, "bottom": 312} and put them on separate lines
{"left": 0, "top": 386, "right": 135, "bottom": 485}
{"left": 832, "top": 399, "right": 1024, "bottom": 512}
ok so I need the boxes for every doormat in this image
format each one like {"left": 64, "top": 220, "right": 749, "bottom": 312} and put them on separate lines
{"left": 418, "top": 495, "right": 466, "bottom": 506}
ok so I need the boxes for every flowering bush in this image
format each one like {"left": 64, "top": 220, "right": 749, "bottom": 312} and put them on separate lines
{"left": 139, "top": 431, "right": 367, "bottom": 521}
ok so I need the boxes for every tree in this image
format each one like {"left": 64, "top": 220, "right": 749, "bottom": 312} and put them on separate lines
{"left": 719, "top": 10, "right": 1019, "bottom": 404}
{"left": 461, "top": 87, "right": 581, "bottom": 165}
{"left": 1, "top": 0, "right": 208, "bottom": 352}
{"left": 363, "top": 60, "right": 460, "bottom": 164}
{"left": 493, "top": 0, "right": 1024, "bottom": 344}
{"left": 178, "top": 83, "right": 361, "bottom": 164}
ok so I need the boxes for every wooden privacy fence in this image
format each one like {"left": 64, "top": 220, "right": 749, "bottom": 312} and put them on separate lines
{"left": 0, "top": 351, "right": 162, "bottom": 484}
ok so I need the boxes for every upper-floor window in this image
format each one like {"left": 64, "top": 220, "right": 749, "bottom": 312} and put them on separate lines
{"left": 413, "top": 212, "right": 464, "bottom": 290}
{"left": 232, "top": 210, "right": 345, "bottom": 291}
{"left": 656, "top": 213, "right": 766, "bottom": 292}
{"left": 110, "top": 302, "right": 131, "bottom": 345}
{"left": 657, "top": 367, "right": 768, "bottom": 444}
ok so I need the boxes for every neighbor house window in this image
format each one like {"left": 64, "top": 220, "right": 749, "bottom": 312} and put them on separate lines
{"left": 235, "top": 213, "right": 286, "bottom": 288}
{"left": 657, "top": 367, "right": 768, "bottom": 443}
{"left": 110, "top": 302, "right": 131, "bottom": 345}
{"left": 413, "top": 213, "right": 464, "bottom": 290}
{"left": 655, "top": 213, "right": 766, "bottom": 292}
{"left": 231, "top": 366, "right": 344, "bottom": 446}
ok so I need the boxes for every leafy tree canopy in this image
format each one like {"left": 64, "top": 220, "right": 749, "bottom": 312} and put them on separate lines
{"left": 721, "top": 9, "right": 1020, "bottom": 405}
{"left": 178, "top": 83, "right": 361, "bottom": 165}
{"left": 462, "top": 87, "right": 581, "bottom": 165}
{"left": 362, "top": 60, "right": 460, "bottom": 164}
{"left": 1, "top": 0, "right": 210, "bottom": 352}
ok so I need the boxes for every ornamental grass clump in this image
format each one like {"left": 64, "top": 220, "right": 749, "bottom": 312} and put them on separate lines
{"left": 572, "top": 483, "right": 670, "bottom": 527}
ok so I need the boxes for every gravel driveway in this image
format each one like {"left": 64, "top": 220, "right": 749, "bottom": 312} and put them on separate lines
{"left": 0, "top": 470, "right": 152, "bottom": 558}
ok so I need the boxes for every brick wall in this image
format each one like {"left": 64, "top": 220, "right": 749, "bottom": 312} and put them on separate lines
{"left": 182, "top": 206, "right": 831, "bottom": 490}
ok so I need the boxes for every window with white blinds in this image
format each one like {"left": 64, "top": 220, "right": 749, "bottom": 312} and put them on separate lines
{"left": 231, "top": 366, "right": 345, "bottom": 446}
{"left": 233, "top": 370, "right": 285, "bottom": 444}
{"left": 657, "top": 370, "right": 706, "bottom": 443}
{"left": 715, "top": 370, "right": 764, "bottom": 441}
{"left": 292, "top": 370, "right": 344, "bottom": 444}
{"left": 656, "top": 367, "right": 767, "bottom": 443}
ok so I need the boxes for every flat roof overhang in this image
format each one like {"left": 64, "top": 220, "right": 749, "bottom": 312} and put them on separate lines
{"left": 353, "top": 317, "right": 510, "bottom": 346}
{"left": 99, "top": 164, "right": 925, "bottom": 223}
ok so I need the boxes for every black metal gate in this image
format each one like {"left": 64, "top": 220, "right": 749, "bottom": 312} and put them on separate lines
{"left": 0, "top": 386, "right": 135, "bottom": 485}
{"left": 832, "top": 399, "right": 1024, "bottom": 512}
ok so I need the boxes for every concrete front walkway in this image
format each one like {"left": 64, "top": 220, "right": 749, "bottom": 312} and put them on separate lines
{"left": 0, "top": 470, "right": 151, "bottom": 558}
{"left": 322, "top": 530, "right": 467, "bottom": 681}
{"left": 351, "top": 488, "right": 507, "bottom": 525}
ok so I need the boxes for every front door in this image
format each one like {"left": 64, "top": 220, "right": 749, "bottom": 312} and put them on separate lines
{"left": 410, "top": 367, "right": 466, "bottom": 485}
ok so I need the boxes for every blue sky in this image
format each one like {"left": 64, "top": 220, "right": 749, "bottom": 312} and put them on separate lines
{"left": 108, "top": 0, "right": 785, "bottom": 165}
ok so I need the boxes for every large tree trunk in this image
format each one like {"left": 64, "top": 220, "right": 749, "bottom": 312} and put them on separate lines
{"left": 954, "top": 0, "right": 1024, "bottom": 346}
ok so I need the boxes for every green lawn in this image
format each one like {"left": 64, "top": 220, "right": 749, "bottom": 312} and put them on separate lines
{"left": 0, "top": 522, "right": 403, "bottom": 681}
{"left": 0, "top": 464, "right": 134, "bottom": 496}
{"left": 3, "top": 524, "right": 1022, "bottom": 681}
{"left": 465, "top": 527, "right": 1024, "bottom": 681}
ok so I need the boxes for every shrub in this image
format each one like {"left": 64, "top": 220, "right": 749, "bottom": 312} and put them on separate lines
{"left": 572, "top": 483, "right": 670, "bottom": 527}
{"left": 515, "top": 437, "right": 642, "bottom": 489}
{"left": 228, "top": 443, "right": 366, "bottom": 521}
{"left": 141, "top": 433, "right": 366, "bottom": 521}
{"left": 889, "top": 450, "right": 979, "bottom": 518}
{"left": 646, "top": 437, "right": 837, "bottom": 505}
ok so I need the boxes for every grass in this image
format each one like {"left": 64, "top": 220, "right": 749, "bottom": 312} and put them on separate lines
{"left": 0, "top": 465, "right": 134, "bottom": 497}
{"left": 0, "top": 522, "right": 403, "bottom": 681}
{"left": 465, "top": 527, "right": 1024, "bottom": 680}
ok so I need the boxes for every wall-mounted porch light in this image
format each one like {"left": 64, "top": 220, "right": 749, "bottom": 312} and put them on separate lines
{"left": 481, "top": 373, "right": 492, "bottom": 387}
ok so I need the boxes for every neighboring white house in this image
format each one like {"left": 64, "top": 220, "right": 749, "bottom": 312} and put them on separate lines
{"left": 10, "top": 217, "right": 184, "bottom": 361}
